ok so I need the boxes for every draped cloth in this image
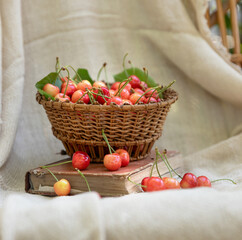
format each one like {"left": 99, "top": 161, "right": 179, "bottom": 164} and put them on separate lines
{"left": 1, "top": 0, "right": 242, "bottom": 239}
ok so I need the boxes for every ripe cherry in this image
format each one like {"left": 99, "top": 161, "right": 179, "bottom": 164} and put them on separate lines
{"left": 77, "top": 80, "right": 92, "bottom": 92}
{"left": 104, "top": 153, "right": 122, "bottom": 171}
{"left": 133, "top": 88, "right": 144, "bottom": 95}
{"left": 180, "top": 173, "right": 198, "bottom": 189}
{"left": 141, "top": 177, "right": 150, "bottom": 192}
{"left": 145, "top": 88, "right": 158, "bottom": 98}
{"left": 140, "top": 81, "right": 148, "bottom": 90}
{"left": 61, "top": 82, "right": 77, "bottom": 96}
{"left": 109, "top": 89, "right": 116, "bottom": 97}
{"left": 144, "top": 97, "right": 157, "bottom": 104}
{"left": 163, "top": 177, "right": 180, "bottom": 189}
{"left": 93, "top": 87, "right": 110, "bottom": 105}
{"left": 197, "top": 176, "right": 211, "bottom": 187}
{"left": 146, "top": 177, "right": 165, "bottom": 192}
{"left": 54, "top": 179, "right": 71, "bottom": 196}
{"left": 129, "top": 75, "right": 141, "bottom": 89}
{"left": 116, "top": 149, "right": 130, "bottom": 167}
{"left": 116, "top": 88, "right": 130, "bottom": 99}
{"left": 93, "top": 81, "right": 107, "bottom": 89}
{"left": 43, "top": 83, "right": 60, "bottom": 97}
{"left": 71, "top": 90, "right": 90, "bottom": 104}
{"left": 107, "top": 96, "right": 123, "bottom": 105}
{"left": 72, "top": 151, "right": 91, "bottom": 170}
{"left": 129, "top": 92, "right": 145, "bottom": 104}
{"left": 55, "top": 93, "right": 70, "bottom": 102}
{"left": 111, "top": 82, "right": 131, "bottom": 91}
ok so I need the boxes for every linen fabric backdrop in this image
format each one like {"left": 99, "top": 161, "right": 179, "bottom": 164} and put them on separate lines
{"left": 1, "top": 0, "right": 242, "bottom": 239}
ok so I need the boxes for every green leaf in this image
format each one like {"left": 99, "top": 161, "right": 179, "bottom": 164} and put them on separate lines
{"left": 74, "top": 68, "right": 94, "bottom": 85}
{"left": 113, "top": 67, "right": 158, "bottom": 87}
{"left": 35, "top": 72, "right": 61, "bottom": 100}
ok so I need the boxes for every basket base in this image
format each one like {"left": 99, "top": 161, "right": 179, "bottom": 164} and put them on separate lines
{"left": 61, "top": 141, "right": 155, "bottom": 163}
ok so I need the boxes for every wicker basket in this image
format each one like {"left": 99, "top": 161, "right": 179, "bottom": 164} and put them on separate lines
{"left": 36, "top": 88, "right": 178, "bottom": 162}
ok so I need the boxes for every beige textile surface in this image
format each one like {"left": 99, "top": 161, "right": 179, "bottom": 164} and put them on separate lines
{"left": 1, "top": 0, "right": 242, "bottom": 239}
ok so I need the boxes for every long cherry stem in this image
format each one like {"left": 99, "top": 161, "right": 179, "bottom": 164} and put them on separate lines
{"left": 127, "top": 176, "right": 147, "bottom": 188}
{"left": 134, "top": 86, "right": 162, "bottom": 104}
{"left": 155, "top": 147, "right": 163, "bottom": 179}
{"left": 41, "top": 160, "right": 72, "bottom": 169}
{"left": 62, "top": 67, "right": 71, "bottom": 98}
{"left": 155, "top": 147, "right": 173, "bottom": 178}
{"left": 115, "top": 77, "right": 132, "bottom": 97}
{"left": 97, "top": 63, "right": 106, "bottom": 82}
{"left": 75, "top": 168, "right": 91, "bottom": 191}
{"left": 122, "top": 53, "right": 129, "bottom": 78}
{"left": 102, "top": 129, "right": 115, "bottom": 154}
{"left": 211, "top": 178, "right": 237, "bottom": 184}
{"left": 44, "top": 168, "right": 59, "bottom": 182}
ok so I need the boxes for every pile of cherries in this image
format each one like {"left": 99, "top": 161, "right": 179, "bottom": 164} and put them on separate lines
{"left": 42, "top": 74, "right": 162, "bottom": 105}
{"left": 140, "top": 148, "right": 236, "bottom": 192}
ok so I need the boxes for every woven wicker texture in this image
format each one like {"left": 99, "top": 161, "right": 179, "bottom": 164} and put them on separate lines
{"left": 36, "top": 89, "right": 178, "bottom": 162}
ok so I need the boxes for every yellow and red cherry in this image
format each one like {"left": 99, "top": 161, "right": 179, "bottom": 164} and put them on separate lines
{"left": 107, "top": 96, "right": 123, "bottom": 105}
{"left": 133, "top": 88, "right": 144, "bottom": 95}
{"left": 61, "top": 82, "right": 77, "bottom": 96}
{"left": 115, "top": 88, "right": 130, "bottom": 99}
{"left": 72, "top": 151, "right": 91, "bottom": 170}
{"left": 54, "top": 179, "right": 71, "bottom": 196}
{"left": 163, "top": 177, "right": 180, "bottom": 189}
{"left": 144, "top": 97, "right": 157, "bottom": 104}
{"left": 71, "top": 90, "right": 90, "bottom": 104}
{"left": 77, "top": 80, "right": 92, "bottom": 92}
{"left": 145, "top": 88, "right": 158, "bottom": 98}
{"left": 55, "top": 93, "right": 70, "bottom": 102}
{"left": 129, "top": 92, "right": 145, "bottom": 104}
{"left": 180, "top": 173, "right": 198, "bottom": 189}
{"left": 111, "top": 82, "right": 131, "bottom": 92}
{"left": 146, "top": 177, "right": 165, "bottom": 192}
{"left": 109, "top": 89, "right": 116, "bottom": 97}
{"left": 93, "top": 81, "right": 107, "bottom": 89}
{"left": 104, "top": 153, "right": 122, "bottom": 171}
{"left": 129, "top": 75, "right": 141, "bottom": 89}
{"left": 116, "top": 149, "right": 130, "bottom": 167}
{"left": 197, "top": 176, "right": 211, "bottom": 187}
{"left": 43, "top": 83, "right": 60, "bottom": 97}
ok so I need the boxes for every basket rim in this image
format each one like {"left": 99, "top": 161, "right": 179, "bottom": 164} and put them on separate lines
{"left": 36, "top": 88, "right": 178, "bottom": 111}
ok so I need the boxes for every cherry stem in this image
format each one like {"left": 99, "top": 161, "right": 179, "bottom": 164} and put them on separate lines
{"left": 157, "top": 150, "right": 173, "bottom": 178}
{"left": 211, "top": 178, "right": 237, "bottom": 184}
{"left": 75, "top": 168, "right": 91, "bottom": 192}
{"left": 104, "top": 64, "right": 110, "bottom": 89}
{"left": 143, "top": 67, "right": 148, "bottom": 84}
{"left": 44, "top": 167, "right": 59, "bottom": 182}
{"left": 158, "top": 80, "right": 176, "bottom": 98}
{"left": 86, "top": 89, "right": 95, "bottom": 104}
{"left": 65, "top": 65, "right": 82, "bottom": 83}
{"left": 115, "top": 77, "right": 132, "bottom": 97}
{"left": 127, "top": 176, "right": 147, "bottom": 189}
{"left": 61, "top": 67, "right": 71, "bottom": 98}
{"left": 122, "top": 53, "right": 129, "bottom": 78}
{"left": 160, "top": 150, "right": 182, "bottom": 179}
{"left": 128, "top": 60, "right": 135, "bottom": 74}
{"left": 102, "top": 129, "right": 115, "bottom": 154}
{"left": 134, "top": 86, "right": 162, "bottom": 104}
{"left": 89, "top": 90, "right": 111, "bottom": 100}
{"left": 97, "top": 63, "right": 106, "bottom": 82}
{"left": 155, "top": 147, "right": 163, "bottom": 179}
{"left": 41, "top": 160, "right": 72, "bottom": 169}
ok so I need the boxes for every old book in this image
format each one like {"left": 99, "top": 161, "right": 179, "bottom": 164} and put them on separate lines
{"left": 25, "top": 151, "right": 182, "bottom": 197}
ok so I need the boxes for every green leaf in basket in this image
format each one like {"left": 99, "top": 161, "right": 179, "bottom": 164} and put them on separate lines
{"left": 35, "top": 72, "right": 61, "bottom": 100}
{"left": 73, "top": 68, "right": 94, "bottom": 85}
{"left": 113, "top": 67, "right": 158, "bottom": 87}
